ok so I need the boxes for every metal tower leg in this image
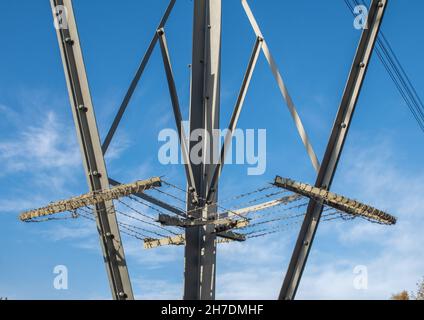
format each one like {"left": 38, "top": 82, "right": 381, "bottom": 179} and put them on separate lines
{"left": 279, "top": 0, "right": 387, "bottom": 300}
{"left": 184, "top": 0, "right": 222, "bottom": 300}
{"left": 50, "top": 0, "right": 134, "bottom": 300}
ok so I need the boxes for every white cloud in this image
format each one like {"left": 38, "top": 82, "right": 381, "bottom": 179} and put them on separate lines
{"left": 105, "top": 132, "right": 131, "bottom": 161}
{"left": 215, "top": 233, "right": 294, "bottom": 299}
{"left": 217, "top": 268, "right": 283, "bottom": 300}
{"left": 123, "top": 237, "right": 183, "bottom": 269}
{"left": 0, "top": 107, "right": 85, "bottom": 216}
{"left": 133, "top": 278, "right": 182, "bottom": 300}
{"left": 40, "top": 219, "right": 97, "bottom": 242}
{"left": 0, "top": 110, "right": 80, "bottom": 175}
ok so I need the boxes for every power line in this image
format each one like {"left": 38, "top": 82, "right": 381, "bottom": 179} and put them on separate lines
{"left": 344, "top": 0, "right": 424, "bottom": 133}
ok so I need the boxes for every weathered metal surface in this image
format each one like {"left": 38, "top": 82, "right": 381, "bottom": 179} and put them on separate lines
{"left": 274, "top": 177, "right": 396, "bottom": 225}
{"left": 20, "top": 177, "right": 161, "bottom": 221}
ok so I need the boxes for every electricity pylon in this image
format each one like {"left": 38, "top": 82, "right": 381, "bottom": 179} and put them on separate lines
{"left": 47, "top": 0, "right": 388, "bottom": 300}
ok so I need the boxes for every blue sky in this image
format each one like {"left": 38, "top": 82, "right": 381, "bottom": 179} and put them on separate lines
{"left": 0, "top": 0, "right": 423, "bottom": 300}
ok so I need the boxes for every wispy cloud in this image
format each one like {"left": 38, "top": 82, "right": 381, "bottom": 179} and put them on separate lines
{"left": 40, "top": 219, "right": 97, "bottom": 242}
{"left": 105, "top": 131, "right": 132, "bottom": 162}
{"left": 133, "top": 277, "right": 182, "bottom": 300}
{"left": 0, "top": 110, "right": 80, "bottom": 175}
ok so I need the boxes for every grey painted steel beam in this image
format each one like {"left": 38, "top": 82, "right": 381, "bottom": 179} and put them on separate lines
{"left": 184, "top": 0, "right": 222, "bottom": 300}
{"left": 157, "top": 29, "right": 199, "bottom": 202}
{"left": 241, "top": 0, "right": 320, "bottom": 173}
{"left": 206, "top": 36, "right": 263, "bottom": 203}
{"left": 279, "top": 0, "right": 388, "bottom": 300}
{"left": 102, "top": 0, "right": 176, "bottom": 154}
{"left": 50, "top": 0, "right": 134, "bottom": 300}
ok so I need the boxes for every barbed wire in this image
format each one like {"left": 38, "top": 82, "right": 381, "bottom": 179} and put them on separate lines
{"left": 162, "top": 180, "right": 257, "bottom": 223}
{"left": 115, "top": 199, "right": 180, "bottom": 235}
{"left": 218, "top": 184, "right": 276, "bottom": 204}
{"left": 78, "top": 210, "right": 146, "bottom": 241}
{"left": 22, "top": 177, "right": 384, "bottom": 247}
{"left": 151, "top": 188, "right": 187, "bottom": 205}
{"left": 243, "top": 189, "right": 289, "bottom": 205}
{"left": 244, "top": 210, "right": 348, "bottom": 239}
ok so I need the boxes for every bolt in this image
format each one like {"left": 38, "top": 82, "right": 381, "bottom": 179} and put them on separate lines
{"left": 359, "top": 62, "right": 366, "bottom": 68}
{"left": 105, "top": 232, "right": 114, "bottom": 239}
{"left": 157, "top": 28, "right": 164, "bottom": 36}
{"left": 118, "top": 292, "right": 127, "bottom": 299}
{"left": 378, "top": 1, "right": 384, "bottom": 8}
{"left": 64, "top": 37, "right": 74, "bottom": 45}
{"left": 341, "top": 123, "right": 347, "bottom": 129}
{"left": 304, "top": 241, "right": 309, "bottom": 246}
{"left": 90, "top": 171, "right": 102, "bottom": 178}
{"left": 78, "top": 104, "right": 87, "bottom": 112}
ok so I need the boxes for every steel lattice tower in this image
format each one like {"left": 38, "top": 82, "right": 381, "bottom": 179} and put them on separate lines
{"left": 48, "top": 0, "right": 388, "bottom": 300}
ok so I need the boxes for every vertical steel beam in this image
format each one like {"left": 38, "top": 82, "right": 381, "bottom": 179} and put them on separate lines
{"left": 279, "top": 0, "right": 387, "bottom": 300}
{"left": 50, "top": 0, "right": 133, "bottom": 300}
{"left": 184, "top": 0, "right": 222, "bottom": 300}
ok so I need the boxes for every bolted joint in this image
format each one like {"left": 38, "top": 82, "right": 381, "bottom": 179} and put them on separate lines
{"left": 89, "top": 170, "right": 102, "bottom": 178}
{"left": 257, "top": 36, "right": 264, "bottom": 42}
{"left": 156, "top": 28, "right": 165, "bottom": 36}
{"left": 359, "top": 62, "right": 366, "bottom": 68}
{"left": 117, "top": 291, "right": 127, "bottom": 299}
{"left": 64, "top": 37, "right": 74, "bottom": 45}
{"left": 105, "top": 232, "right": 115, "bottom": 239}
{"left": 77, "top": 104, "right": 88, "bottom": 112}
